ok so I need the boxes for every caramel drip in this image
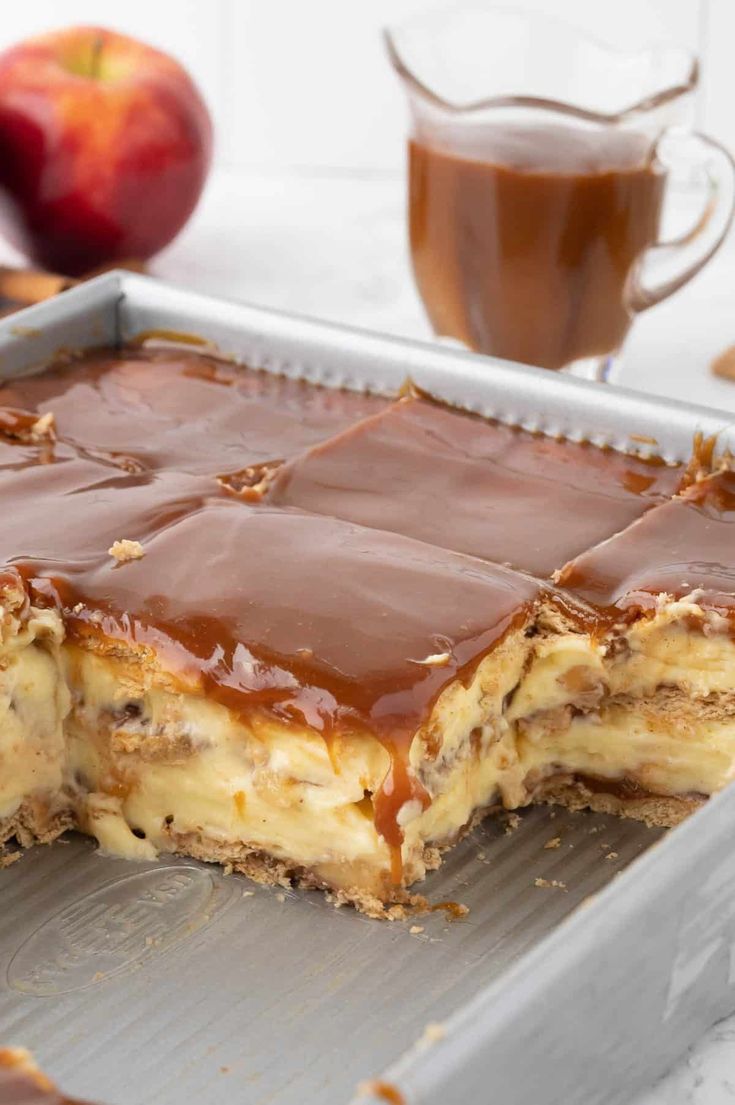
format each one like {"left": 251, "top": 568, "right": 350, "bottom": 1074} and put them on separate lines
{"left": 372, "top": 737, "right": 431, "bottom": 884}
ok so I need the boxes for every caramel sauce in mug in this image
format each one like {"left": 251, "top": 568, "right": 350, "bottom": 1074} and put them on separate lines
{"left": 409, "top": 124, "right": 666, "bottom": 370}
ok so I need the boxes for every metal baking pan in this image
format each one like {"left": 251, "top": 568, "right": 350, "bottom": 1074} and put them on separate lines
{"left": 2, "top": 271, "right": 735, "bottom": 1105}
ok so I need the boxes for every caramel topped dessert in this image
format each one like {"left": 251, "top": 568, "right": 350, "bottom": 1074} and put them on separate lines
{"left": 1, "top": 344, "right": 732, "bottom": 913}
{"left": 0, "top": 1049, "right": 93, "bottom": 1105}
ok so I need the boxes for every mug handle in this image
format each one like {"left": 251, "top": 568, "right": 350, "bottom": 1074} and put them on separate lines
{"left": 626, "top": 128, "right": 735, "bottom": 313}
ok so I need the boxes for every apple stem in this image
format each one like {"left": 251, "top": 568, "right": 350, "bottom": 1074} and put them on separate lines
{"left": 90, "top": 33, "right": 105, "bottom": 80}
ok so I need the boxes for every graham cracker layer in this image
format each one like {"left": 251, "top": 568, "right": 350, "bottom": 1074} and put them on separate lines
{"left": 0, "top": 800, "right": 73, "bottom": 864}
{"left": 536, "top": 777, "right": 702, "bottom": 829}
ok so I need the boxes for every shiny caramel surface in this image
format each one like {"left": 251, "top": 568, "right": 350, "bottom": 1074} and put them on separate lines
{"left": 267, "top": 396, "right": 682, "bottom": 578}
{"left": 0, "top": 347, "right": 386, "bottom": 476}
{"left": 55, "top": 502, "right": 539, "bottom": 728}
{"left": 1, "top": 355, "right": 538, "bottom": 728}
{"left": 1, "top": 344, "right": 724, "bottom": 857}
{"left": 0, "top": 437, "right": 210, "bottom": 572}
{"left": 558, "top": 469, "right": 735, "bottom": 621}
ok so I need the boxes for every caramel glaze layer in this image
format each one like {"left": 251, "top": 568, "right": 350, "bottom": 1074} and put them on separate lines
{"left": 558, "top": 469, "right": 735, "bottom": 624}
{"left": 266, "top": 396, "right": 682, "bottom": 578}
{"left": 0, "top": 347, "right": 386, "bottom": 477}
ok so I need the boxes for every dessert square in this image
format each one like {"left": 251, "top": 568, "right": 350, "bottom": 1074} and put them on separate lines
{"left": 55, "top": 501, "right": 542, "bottom": 908}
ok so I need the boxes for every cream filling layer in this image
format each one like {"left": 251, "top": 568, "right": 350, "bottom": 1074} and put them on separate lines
{"left": 517, "top": 706, "right": 735, "bottom": 798}
{"left": 61, "top": 632, "right": 531, "bottom": 890}
{"left": 0, "top": 608, "right": 69, "bottom": 821}
{"left": 5, "top": 606, "right": 735, "bottom": 895}
{"left": 609, "top": 602, "right": 735, "bottom": 699}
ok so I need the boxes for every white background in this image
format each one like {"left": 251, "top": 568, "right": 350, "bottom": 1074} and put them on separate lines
{"left": 0, "top": 0, "right": 729, "bottom": 170}
{"left": 1, "top": 0, "right": 735, "bottom": 410}
{"left": 0, "top": 0, "right": 724, "bottom": 171}
{"left": 1, "top": 3, "right": 735, "bottom": 1103}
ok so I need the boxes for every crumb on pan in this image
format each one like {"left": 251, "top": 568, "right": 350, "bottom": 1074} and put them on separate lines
{"left": 31, "top": 411, "right": 55, "bottom": 439}
{"left": 544, "top": 836, "right": 561, "bottom": 850}
{"left": 408, "top": 651, "right": 451, "bottom": 667}
{"left": 534, "top": 877, "right": 567, "bottom": 890}
{"left": 356, "top": 1079, "right": 405, "bottom": 1104}
{"left": 409, "top": 924, "right": 424, "bottom": 935}
{"left": 711, "top": 344, "right": 735, "bottom": 380}
{"left": 108, "top": 538, "right": 145, "bottom": 563}
{"left": 420, "top": 1022, "right": 446, "bottom": 1046}
{"left": 430, "top": 900, "right": 469, "bottom": 920}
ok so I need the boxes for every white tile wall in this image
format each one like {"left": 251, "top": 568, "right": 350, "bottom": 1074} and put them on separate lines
{"left": 0, "top": 0, "right": 723, "bottom": 172}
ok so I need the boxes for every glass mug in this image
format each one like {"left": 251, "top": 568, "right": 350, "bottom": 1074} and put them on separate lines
{"left": 385, "top": 7, "right": 735, "bottom": 380}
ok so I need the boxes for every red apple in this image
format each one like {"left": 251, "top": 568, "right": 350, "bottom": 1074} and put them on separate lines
{"left": 0, "top": 26, "right": 212, "bottom": 274}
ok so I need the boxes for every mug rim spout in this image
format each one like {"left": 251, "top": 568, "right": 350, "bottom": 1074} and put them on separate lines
{"left": 384, "top": 5, "right": 698, "bottom": 124}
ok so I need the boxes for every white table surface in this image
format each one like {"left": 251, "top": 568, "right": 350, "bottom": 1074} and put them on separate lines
{"left": 4, "top": 166, "right": 735, "bottom": 1103}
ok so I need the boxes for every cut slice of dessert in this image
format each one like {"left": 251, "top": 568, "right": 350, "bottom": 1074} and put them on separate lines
{"left": 40, "top": 501, "right": 545, "bottom": 912}
{"left": 513, "top": 469, "right": 735, "bottom": 825}
{"left": 264, "top": 393, "right": 735, "bottom": 830}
